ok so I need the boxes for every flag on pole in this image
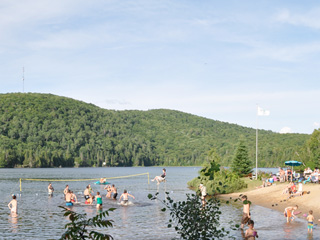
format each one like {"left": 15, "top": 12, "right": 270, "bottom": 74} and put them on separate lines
{"left": 257, "top": 106, "right": 270, "bottom": 116}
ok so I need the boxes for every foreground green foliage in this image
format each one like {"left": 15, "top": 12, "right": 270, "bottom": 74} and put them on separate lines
{"left": 59, "top": 206, "right": 115, "bottom": 240}
{"left": 148, "top": 192, "right": 232, "bottom": 240}
{"left": 0, "top": 93, "right": 310, "bottom": 168}
{"left": 188, "top": 149, "right": 247, "bottom": 194}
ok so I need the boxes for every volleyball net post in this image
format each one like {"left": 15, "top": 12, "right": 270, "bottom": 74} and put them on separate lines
{"left": 19, "top": 172, "right": 150, "bottom": 192}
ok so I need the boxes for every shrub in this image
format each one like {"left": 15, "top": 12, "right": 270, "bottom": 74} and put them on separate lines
{"left": 148, "top": 192, "right": 232, "bottom": 240}
{"left": 59, "top": 206, "right": 115, "bottom": 240}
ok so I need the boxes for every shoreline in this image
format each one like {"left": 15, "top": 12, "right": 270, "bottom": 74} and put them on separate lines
{"left": 219, "top": 182, "right": 320, "bottom": 221}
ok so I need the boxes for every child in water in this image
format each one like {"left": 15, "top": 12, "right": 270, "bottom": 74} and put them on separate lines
{"left": 307, "top": 210, "right": 314, "bottom": 234}
{"left": 245, "top": 220, "right": 258, "bottom": 239}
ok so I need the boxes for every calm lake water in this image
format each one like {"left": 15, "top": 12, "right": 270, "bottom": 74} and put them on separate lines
{"left": 0, "top": 167, "right": 317, "bottom": 240}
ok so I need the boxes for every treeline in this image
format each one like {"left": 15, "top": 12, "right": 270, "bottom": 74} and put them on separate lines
{"left": 0, "top": 93, "right": 312, "bottom": 168}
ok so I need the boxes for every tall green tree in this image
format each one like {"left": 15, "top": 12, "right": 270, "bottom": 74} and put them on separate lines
{"left": 231, "top": 141, "right": 252, "bottom": 176}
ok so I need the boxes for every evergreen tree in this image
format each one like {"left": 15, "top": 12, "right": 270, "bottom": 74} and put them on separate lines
{"left": 231, "top": 141, "right": 252, "bottom": 176}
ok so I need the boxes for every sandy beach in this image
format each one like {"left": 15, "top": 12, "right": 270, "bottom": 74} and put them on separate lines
{"left": 220, "top": 182, "right": 320, "bottom": 221}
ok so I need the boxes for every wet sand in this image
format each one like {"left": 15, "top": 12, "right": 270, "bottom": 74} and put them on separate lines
{"left": 220, "top": 182, "right": 320, "bottom": 221}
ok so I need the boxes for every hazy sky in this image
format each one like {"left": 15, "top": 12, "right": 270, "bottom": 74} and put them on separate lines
{"left": 1, "top": 0, "right": 320, "bottom": 134}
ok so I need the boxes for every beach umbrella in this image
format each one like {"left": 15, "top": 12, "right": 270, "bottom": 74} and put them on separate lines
{"left": 285, "top": 160, "right": 302, "bottom": 181}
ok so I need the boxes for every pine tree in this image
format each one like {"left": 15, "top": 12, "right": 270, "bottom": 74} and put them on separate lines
{"left": 231, "top": 141, "right": 252, "bottom": 176}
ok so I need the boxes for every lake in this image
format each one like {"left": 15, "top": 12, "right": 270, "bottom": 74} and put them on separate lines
{"left": 0, "top": 167, "right": 315, "bottom": 239}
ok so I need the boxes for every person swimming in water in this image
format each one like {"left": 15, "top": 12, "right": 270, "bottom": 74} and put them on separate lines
{"left": 119, "top": 190, "right": 135, "bottom": 205}
{"left": 151, "top": 168, "right": 166, "bottom": 185}
{"left": 8, "top": 194, "right": 18, "bottom": 214}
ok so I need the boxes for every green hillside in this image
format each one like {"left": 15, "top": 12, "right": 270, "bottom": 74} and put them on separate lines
{"left": 0, "top": 93, "right": 309, "bottom": 168}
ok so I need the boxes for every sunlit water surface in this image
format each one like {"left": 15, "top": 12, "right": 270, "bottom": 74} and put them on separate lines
{"left": 0, "top": 167, "right": 317, "bottom": 240}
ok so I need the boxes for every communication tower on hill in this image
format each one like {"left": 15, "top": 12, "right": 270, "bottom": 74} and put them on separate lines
{"left": 22, "top": 67, "right": 25, "bottom": 93}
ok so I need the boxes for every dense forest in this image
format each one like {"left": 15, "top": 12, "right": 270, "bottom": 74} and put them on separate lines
{"left": 0, "top": 93, "right": 312, "bottom": 168}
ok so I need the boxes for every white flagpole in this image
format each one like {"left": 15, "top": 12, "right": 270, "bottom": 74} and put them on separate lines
{"left": 256, "top": 105, "right": 258, "bottom": 180}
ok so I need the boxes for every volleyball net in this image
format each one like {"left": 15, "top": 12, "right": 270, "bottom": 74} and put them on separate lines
{"left": 19, "top": 172, "right": 150, "bottom": 192}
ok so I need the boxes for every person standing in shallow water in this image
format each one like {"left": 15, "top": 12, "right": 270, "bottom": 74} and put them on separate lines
{"left": 8, "top": 195, "right": 18, "bottom": 214}
{"left": 240, "top": 195, "right": 251, "bottom": 229}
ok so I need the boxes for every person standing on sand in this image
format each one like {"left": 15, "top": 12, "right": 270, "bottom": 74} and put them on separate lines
{"left": 8, "top": 195, "right": 18, "bottom": 214}
{"left": 307, "top": 210, "right": 314, "bottom": 234}
{"left": 284, "top": 205, "right": 298, "bottom": 223}
{"left": 240, "top": 195, "right": 251, "bottom": 229}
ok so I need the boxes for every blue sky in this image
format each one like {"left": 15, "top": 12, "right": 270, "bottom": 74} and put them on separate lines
{"left": 1, "top": 0, "right": 320, "bottom": 134}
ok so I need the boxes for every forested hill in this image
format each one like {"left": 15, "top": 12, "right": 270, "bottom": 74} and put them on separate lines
{"left": 0, "top": 93, "right": 309, "bottom": 168}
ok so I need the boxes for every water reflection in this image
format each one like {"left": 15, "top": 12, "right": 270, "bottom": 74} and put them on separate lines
{"left": 8, "top": 213, "right": 18, "bottom": 233}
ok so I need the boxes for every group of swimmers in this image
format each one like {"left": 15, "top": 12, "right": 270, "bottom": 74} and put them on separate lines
{"left": 60, "top": 183, "right": 135, "bottom": 208}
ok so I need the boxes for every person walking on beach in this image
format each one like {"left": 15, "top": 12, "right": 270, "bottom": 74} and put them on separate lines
{"left": 240, "top": 195, "right": 251, "bottom": 229}
{"left": 245, "top": 220, "right": 258, "bottom": 239}
{"left": 284, "top": 205, "right": 298, "bottom": 223}
{"left": 307, "top": 210, "right": 314, "bottom": 234}
{"left": 8, "top": 194, "right": 18, "bottom": 214}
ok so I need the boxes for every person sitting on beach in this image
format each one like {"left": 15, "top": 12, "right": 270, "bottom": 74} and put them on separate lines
{"left": 104, "top": 185, "right": 112, "bottom": 198}
{"left": 282, "top": 182, "right": 292, "bottom": 194}
{"left": 151, "top": 168, "right": 166, "bottom": 184}
{"left": 307, "top": 210, "right": 314, "bottom": 234}
{"left": 119, "top": 190, "right": 135, "bottom": 205}
{"left": 8, "top": 194, "right": 18, "bottom": 214}
{"left": 240, "top": 195, "right": 251, "bottom": 229}
{"left": 96, "top": 192, "right": 103, "bottom": 209}
{"left": 245, "top": 220, "right": 258, "bottom": 239}
{"left": 284, "top": 205, "right": 298, "bottom": 223}
{"left": 290, "top": 182, "right": 297, "bottom": 194}
{"left": 48, "top": 183, "right": 54, "bottom": 196}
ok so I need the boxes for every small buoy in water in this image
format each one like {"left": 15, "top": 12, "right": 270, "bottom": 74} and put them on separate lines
{"left": 36, "top": 193, "right": 38, "bottom": 196}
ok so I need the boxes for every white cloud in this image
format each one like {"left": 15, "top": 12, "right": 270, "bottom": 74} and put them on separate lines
{"left": 275, "top": 8, "right": 320, "bottom": 29}
{"left": 280, "top": 127, "right": 292, "bottom": 134}
{"left": 314, "top": 122, "right": 320, "bottom": 129}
